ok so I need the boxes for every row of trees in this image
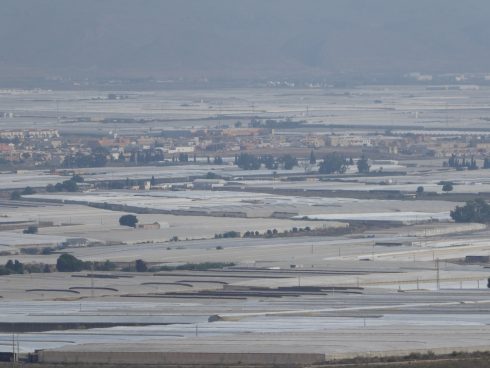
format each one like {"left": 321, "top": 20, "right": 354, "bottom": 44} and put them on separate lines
{"left": 243, "top": 226, "right": 313, "bottom": 238}
{"left": 10, "top": 186, "right": 36, "bottom": 200}
{"left": 46, "top": 174, "right": 84, "bottom": 193}
{"left": 451, "top": 199, "right": 490, "bottom": 223}
{"left": 62, "top": 148, "right": 224, "bottom": 168}
{"left": 443, "top": 154, "right": 490, "bottom": 171}
{"left": 0, "top": 255, "right": 142, "bottom": 274}
{"left": 214, "top": 231, "right": 240, "bottom": 239}
{"left": 318, "top": 153, "right": 370, "bottom": 174}
{"left": 0, "top": 260, "right": 24, "bottom": 275}
{"left": 57, "top": 254, "right": 149, "bottom": 273}
{"left": 234, "top": 153, "right": 298, "bottom": 170}
{"left": 445, "top": 154, "right": 478, "bottom": 170}
{"left": 234, "top": 152, "right": 372, "bottom": 173}
{"left": 56, "top": 254, "right": 117, "bottom": 272}
{"left": 62, "top": 149, "right": 109, "bottom": 168}
{"left": 248, "top": 118, "right": 305, "bottom": 129}
{"left": 0, "top": 259, "right": 51, "bottom": 275}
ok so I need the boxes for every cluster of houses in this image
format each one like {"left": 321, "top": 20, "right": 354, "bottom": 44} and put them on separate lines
{"left": 2, "top": 124, "right": 490, "bottom": 169}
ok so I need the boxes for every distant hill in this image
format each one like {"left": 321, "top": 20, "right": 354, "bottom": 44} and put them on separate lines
{"left": 1, "top": 0, "right": 490, "bottom": 81}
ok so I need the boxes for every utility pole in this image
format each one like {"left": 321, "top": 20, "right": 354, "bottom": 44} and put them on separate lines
{"left": 12, "top": 332, "right": 15, "bottom": 367}
{"left": 90, "top": 263, "right": 95, "bottom": 298}
{"left": 56, "top": 99, "right": 60, "bottom": 124}
{"left": 436, "top": 258, "right": 440, "bottom": 290}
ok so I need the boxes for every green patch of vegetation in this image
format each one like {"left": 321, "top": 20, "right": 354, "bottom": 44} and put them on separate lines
{"left": 150, "top": 262, "right": 235, "bottom": 272}
{"left": 324, "top": 351, "right": 490, "bottom": 368}
{"left": 20, "top": 246, "right": 56, "bottom": 255}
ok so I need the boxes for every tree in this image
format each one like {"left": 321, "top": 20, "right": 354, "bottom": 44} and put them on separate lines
{"left": 318, "top": 152, "right": 348, "bottom": 174}
{"left": 56, "top": 254, "right": 84, "bottom": 272}
{"left": 135, "top": 259, "right": 148, "bottom": 272}
{"left": 357, "top": 156, "right": 370, "bottom": 174}
{"left": 416, "top": 186, "right": 424, "bottom": 195}
{"left": 468, "top": 156, "right": 478, "bottom": 170}
{"left": 442, "top": 182, "right": 454, "bottom": 192}
{"left": 309, "top": 150, "right": 316, "bottom": 164}
{"left": 72, "top": 174, "right": 84, "bottom": 183}
{"left": 222, "top": 231, "right": 240, "bottom": 238}
{"left": 484, "top": 157, "right": 490, "bottom": 169}
{"left": 10, "top": 191, "right": 21, "bottom": 200}
{"left": 62, "top": 179, "right": 79, "bottom": 192}
{"left": 119, "top": 214, "right": 138, "bottom": 228}
{"left": 451, "top": 199, "right": 490, "bottom": 223}
{"left": 206, "top": 171, "right": 220, "bottom": 179}
{"left": 21, "top": 186, "right": 36, "bottom": 195}
{"left": 279, "top": 154, "right": 298, "bottom": 170}
{"left": 236, "top": 153, "right": 261, "bottom": 170}
{"left": 261, "top": 155, "right": 277, "bottom": 170}
{"left": 95, "top": 260, "right": 116, "bottom": 271}
{"left": 5, "top": 260, "right": 24, "bottom": 274}
{"left": 62, "top": 151, "right": 108, "bottom": 168}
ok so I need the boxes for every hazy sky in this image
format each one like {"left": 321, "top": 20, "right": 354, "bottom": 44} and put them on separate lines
{"left": 1, "top": 0, "right": 490, "bottom": 79}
